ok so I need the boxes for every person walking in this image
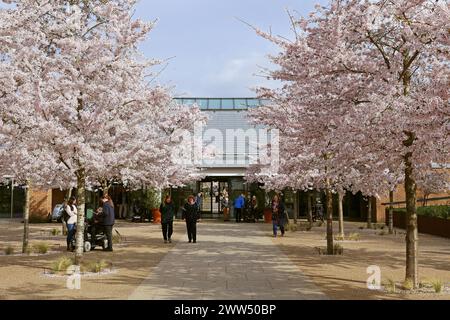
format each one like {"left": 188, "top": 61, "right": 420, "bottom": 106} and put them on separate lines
{"left": 250, "top": 195, "right": 258, "bottom": 222}
{"left": 271, "top": 194, "right": 286, "bottom": 237}
{"left": 65, "top": 196, "right": 77, "bottom": 251}
{"left": 182, "top": 195, "right": 201, "bottom": 243}
{"left": 234, "top": 193, "right": 245, "bottom": 222}
{"left": 195, "top": 192, "right": 203, "bottom": 211}
{"left": 160, "top": 195, "right": 175, "bottom": 243}
{"left": 221, "top": 195, "right": 230, "bottom": 221}
{"left": 101, "top": 194, "right": 115, "bottom": 251}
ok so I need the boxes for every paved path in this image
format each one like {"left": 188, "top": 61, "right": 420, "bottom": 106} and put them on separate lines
{"left": 128, "top": 222, "right": 327, "bottom": 300}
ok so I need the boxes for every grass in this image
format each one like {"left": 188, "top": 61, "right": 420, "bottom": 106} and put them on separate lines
{"left": 333, "top": 243, "right": 343, "bottom": 255}
{"left": 83, "top": 260, "right": 110, "bottom": 273}
{"left": 33, "top": 243, "right": 49, "bottom": 254}
{"left": 430, "top": 279, "right": 443, "bottom": 293}
{"left": 384, "top": 278, "right": 396, "bottom": 293}
{"left": 4, "top": 246, "right": 14, "bottom": 255}
{"left": 348, "top": 232, "right": 360, "bottom": 241}
{"left": 51, "top": 256, "right": 74, "bottom": 273}
{"left": 50, "top": 228, "right": 61, "bottom": 236}
{"left": 403, "top": 278, "right": 414, "bottom": 291}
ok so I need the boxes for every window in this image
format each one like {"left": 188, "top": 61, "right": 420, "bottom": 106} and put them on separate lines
{"left": 196, "top": 99, "right": 208, "bottom": 110}
{"left": 234, "top": 99, "right": 247, "bottom": 109}
{"left": 208, "top": 99, "right": 222, "bottom": 109}
{"left": 221, "top": 99, "right": 234, "bottom": 109}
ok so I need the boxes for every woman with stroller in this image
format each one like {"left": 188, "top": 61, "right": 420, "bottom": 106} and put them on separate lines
{"left": 160, "top": 195, "right": 175, "bottom": 243}
{"left": 65, "top": 197, "right": 77, "bottom": 251}
{"left": 271, "top": 194, "right": 286, "bottom": 237}
{"left": 182, "top": 195, "right": 201, "bottom": 243}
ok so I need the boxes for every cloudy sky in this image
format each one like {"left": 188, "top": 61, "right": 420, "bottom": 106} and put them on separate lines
{"left": 134, "top": 0, "right": 328, "bottom": 97}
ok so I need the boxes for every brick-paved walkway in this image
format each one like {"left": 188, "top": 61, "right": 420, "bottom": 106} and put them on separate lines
{"left": 128, "top": 221, "right": 328, "bottom": 300}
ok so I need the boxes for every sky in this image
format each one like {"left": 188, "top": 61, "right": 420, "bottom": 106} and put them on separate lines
{"left": 134, "top": 0, "right": 328, "bottom": 97}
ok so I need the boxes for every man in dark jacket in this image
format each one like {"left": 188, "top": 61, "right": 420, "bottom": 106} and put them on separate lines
{"left": 101, "top": 194, "right": 115, "bottom": 251}
{"left": 160, "top": 195, "right": 175, "bottom": 243}
{"left": 182, "top": 195, "right": 201, "bottom": 243}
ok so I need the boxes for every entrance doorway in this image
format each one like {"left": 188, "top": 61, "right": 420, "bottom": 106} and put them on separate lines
{"left": 199, "top": 180, "right": 229, "bottom": 217}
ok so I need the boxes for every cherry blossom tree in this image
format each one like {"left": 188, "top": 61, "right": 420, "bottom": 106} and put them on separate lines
{"left": 248, "top": 0, "right": 449, "bottom": 286}
{"left": 0, "top": 0, "right": 205, "bottom": 263}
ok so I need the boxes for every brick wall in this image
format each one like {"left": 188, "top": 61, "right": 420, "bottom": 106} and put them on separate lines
{"left": 30, "top": 188, "right": 52, "bottom": 220}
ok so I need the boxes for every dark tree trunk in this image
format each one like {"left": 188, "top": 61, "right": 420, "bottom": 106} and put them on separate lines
{"left": 307, "top": 192, "right": 312, "bottom": 229}
{"left": 388, "top": 190, "right": 394, "bottom": 234}
{"left": 325, "top": 187, "right": 334, "bottom": 255}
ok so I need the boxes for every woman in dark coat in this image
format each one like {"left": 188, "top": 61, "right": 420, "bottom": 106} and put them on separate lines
{"left": 271, "top": 194, "right": 285, "bottom": 237}
{"left": 182, "top": 195, "right": 201, "bottom": 243}
{"left": 160, "top": 195, "right": 175, "bottom": 243}
{"left": 101, "top": 194, "right": 115, "bottom": 251}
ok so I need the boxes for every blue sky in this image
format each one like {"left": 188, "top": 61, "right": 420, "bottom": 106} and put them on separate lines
{"left": 134, "top": 0, "right": 328, "bottom": 97}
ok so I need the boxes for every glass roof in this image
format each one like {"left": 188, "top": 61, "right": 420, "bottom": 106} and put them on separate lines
{"left": 174, "top": 98, "right": 268, "bottom": 110}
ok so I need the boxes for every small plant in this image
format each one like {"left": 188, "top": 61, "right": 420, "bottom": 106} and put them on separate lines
{"left": 84, "top": 260, "right": 109, "bottom": 273}
{"left": 430, "top": 279, "right": 443, "bottom": 293}
{"left": 4, "top": 246, "right": 14, "bottom": 255}
{"left": 50, "top": 228, "right": 61, "bottom": 236}
{"left": 33, "top": 243, "right": 49, "bottom": 254}
{"left": 402, "top": 278, "right": 414, "bottom": 291}
{"left": 51, "top": 256, "right": 74, "bottom": 273}
{"left": 348, "top": 232, "right": 360, "bottom": 241}
{"left": 287, "top": 223, "right": 298, "bottom": 232}
{"left": 334, "top": 234, "right": 345, "bottom": 241}
{"left": 385, "top": 278, "right": 396, "bottom": 293}
{"left": 358, "top": 225, "right": 365, "bottom": 230}
{"left": 378, "top": 230, "right": 386, "bottom": 236}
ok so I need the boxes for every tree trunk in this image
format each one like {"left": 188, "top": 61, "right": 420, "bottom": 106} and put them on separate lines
{"left": 293, "top": 191, "right": 298, "bottom": 225}
{"left": 388, "top": 190, "right": 394, "bottom": 234}
{"left": 74, "top": 168, "right": 86, "bottom": 265}
{"left": 404, "top": 139, "right": 418, "bottom": 288}
{"left": 307, "top": 192, "right": 312, "bottom": 229}
{"left": 325, "top": 186, "right": 334, "bottom": 255}
{"left": 338, "top": 191, "right": 344, "bottom": 238}
{"left": 367, "top": 196, "right": 372, "bottom": 229}
{"left": 22, "top": 180, "right": 31, "bottom": 254}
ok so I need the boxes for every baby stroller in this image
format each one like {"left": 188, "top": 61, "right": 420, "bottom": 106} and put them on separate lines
{"left": 68, "top": 216, "right": 108, "bottom": 252}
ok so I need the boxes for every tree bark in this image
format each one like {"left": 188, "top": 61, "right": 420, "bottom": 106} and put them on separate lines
{"left": 74, "top": 168, "right": 86, "bottom": 265}
{"left": 338, "top": 191, "right": 344, "bottom": 238}
{"left": 388, "top": 190, "right": 394, "bottom": 234}
{"left": 404, "top": 134, "right": 418, "bottom": 288}
{"left": 307, "top": 192, "right": 312, "bottom": 229}
{"left": 22, "top": 180, "right": 31, "bottom": 254}
{"left": 325, "top": 186, "right": 334, "bottom": 255}
{"left": 367, "top": 196, "right": 372, "bottom": 229}
{"left": 293, "top": 191, "right": 298, "bottom": 225}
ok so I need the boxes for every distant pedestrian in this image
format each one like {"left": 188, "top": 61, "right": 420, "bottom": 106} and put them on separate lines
{"left": 250, "top": 195, "right": 258, "bottom": 222}
{"left": 101, "top": 194, "right": 115, "bottom": 251}
{"left": 271, "top": 195, "right": 286, "bottom": 237}
{"left": 195, "top": 192, "right": 203, "bottom": 211}
{"left": 234, "top": 193, "right": 245, "bottom": 222}
{"left": 160, "top": 195, "right": 175, "bottom": 243}
{"left": 182, "top": 195, "right": 201, "bottom": 243}
{"left": 65, "top": 196, "right": 77, "bottom": 251}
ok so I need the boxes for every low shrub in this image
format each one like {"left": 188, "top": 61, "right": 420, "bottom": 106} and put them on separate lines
{"left": 51, "top": 228, "right": 61, "bottom": 236}
{"left": 385, "top": 278, "right": 396, "bottom": 293}
{"left": 348, "top": 233, "right": 360, "bottom": 241}
{"left": 4, "top": 246, "right": 14, "bottom": 255}
{"left": 391, "top": 205, "right": 450, "bottom": 220}
{"left": 431, "top": 279, "right": 443, "bottom": 293}
{"left": 83, "top": 260, "right": 109, "bottom": 273}
{"left": 402, "top": 278, "right": 414, "bottom": 291}
{"left": 51, "top": 256, "right": 74, "bottom": 273}
{"left": 33, "top": 243, "right": 49, "bottom": 254}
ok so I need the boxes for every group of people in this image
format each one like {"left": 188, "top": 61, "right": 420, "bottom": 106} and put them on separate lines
{"left": 233, "top": 193, "right": 260, "bottom": 223}
{"left": 159, "top": 194, "right": 201, "bottom": 243}
{"left": 64, "top": 194, "right": 115, "bottom": 252}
